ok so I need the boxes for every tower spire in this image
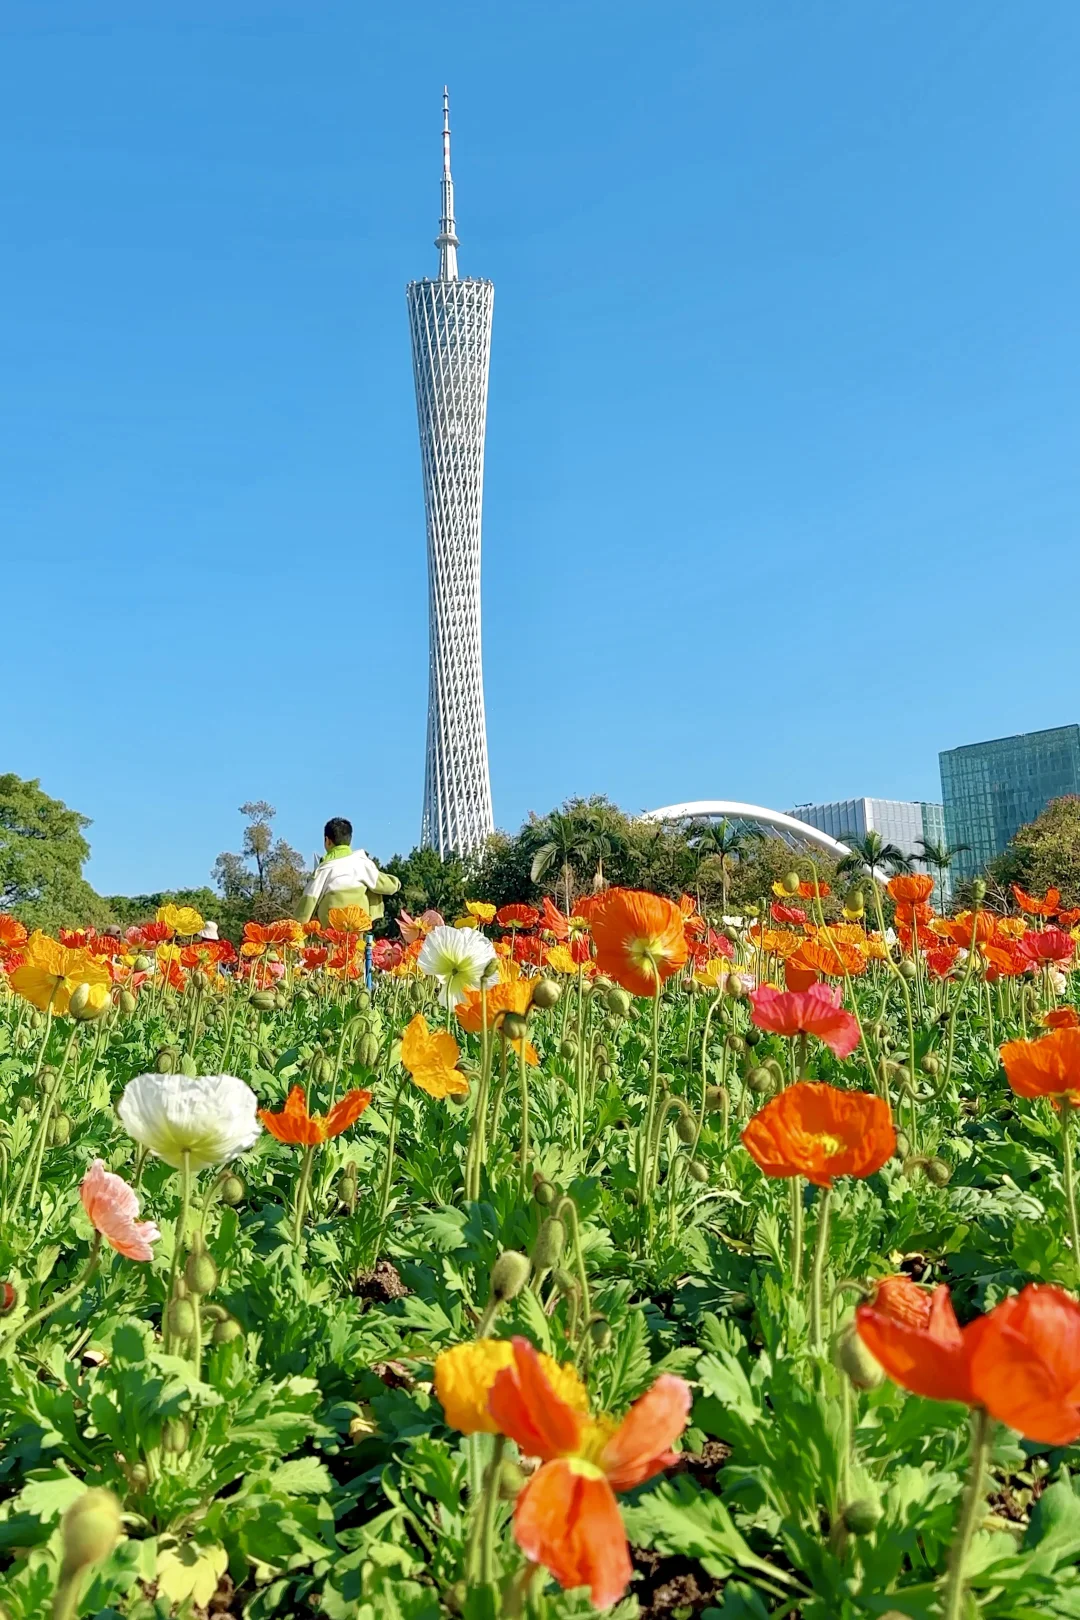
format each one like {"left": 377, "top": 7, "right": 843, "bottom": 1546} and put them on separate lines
{"left": 436, "top": 85, "right": 459, "bottom": 280}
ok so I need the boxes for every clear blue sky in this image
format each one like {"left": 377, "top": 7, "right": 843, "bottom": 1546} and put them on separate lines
{"left": 3, "top": 1, "right": 1078, "bottom": 895}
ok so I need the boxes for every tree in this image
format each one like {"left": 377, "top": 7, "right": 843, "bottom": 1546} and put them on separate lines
{"left": 213, "top": 802, "right": 307, "bottom": 928}
{"left": 685, "top": 818, "right": 766, "bottom": 914}
{"left": 0, "top": 774, "right": 114, "bottom": 931}
{"left": 913, "top": 837, "right": 969, "bottom": 908}
{"left": 528, "top": 797, "right": 633, "bottom": 911}
{"left": 988, "top": 796, "right": 1080, "bottom": 908}
{"left": 382, "top": 846, "right": 469, "bottom": 927}
{"left": 836, "top": 830, "right": 911, "bottom": 885}
{"left": 105, "top": 887, "right": 223, "bottom": 928}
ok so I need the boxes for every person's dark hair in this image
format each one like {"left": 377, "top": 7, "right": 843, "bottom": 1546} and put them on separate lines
{"left": 324, "top": 817, "right": 352, "bottom": 847}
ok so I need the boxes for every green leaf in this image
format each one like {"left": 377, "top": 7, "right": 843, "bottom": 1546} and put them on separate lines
{"left": 268, "top": 1456, "right": 334, "bottom": 1495}
{"left": 156, "top": 1541, "right": 228, "bottom": 1609}
{"left": 621, "top": 1476, "right": 797, "bottom": 1587}
{"left": 602, "top": 1307, "right": 651, "bottom": 1408}
{"left": 1024, "top": 1476, "right": 1080, "bottom": 1567}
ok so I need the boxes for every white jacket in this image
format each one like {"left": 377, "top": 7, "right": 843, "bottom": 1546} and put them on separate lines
{"left": 301, "top": 848, "right": 381, "bottom": 908}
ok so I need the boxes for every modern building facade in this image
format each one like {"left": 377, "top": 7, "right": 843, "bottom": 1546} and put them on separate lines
{"left": 940, "top": 726, "right": 1080, "bottom": 884}
{"left": 407, "top": 91, "right": 495, "bottom": 856}
{"left": 790, "top": 798, "right": 949, "bottom": 897}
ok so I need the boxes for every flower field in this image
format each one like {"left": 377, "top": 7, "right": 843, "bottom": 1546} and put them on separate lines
{"left": 3, "top": 875, "right": 1080, "bottom": 1619}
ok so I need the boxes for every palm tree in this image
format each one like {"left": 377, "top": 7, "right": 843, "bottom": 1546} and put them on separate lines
{"left": 529, "top": 811, "right": 585, "bottom": 914}
{"left": 914, "top": 837, "right": 969, "bottom": 907}
{"left": 836, "top": 830, "right": 911, "bottom": 887}
{"left": 689, "top": 818, "right": 765, "bottom": 915}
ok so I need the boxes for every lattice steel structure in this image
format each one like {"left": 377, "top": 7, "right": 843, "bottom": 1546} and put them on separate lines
{"left": 407, "top": 90, "right": 495, "bottom": 856}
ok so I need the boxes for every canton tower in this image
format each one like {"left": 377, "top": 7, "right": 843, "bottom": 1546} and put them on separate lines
{"left": 407, "top": 90, "right": 495, "bottom": 857}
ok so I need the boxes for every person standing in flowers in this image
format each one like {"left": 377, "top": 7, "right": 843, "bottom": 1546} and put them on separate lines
{"left": 295, "top": 817, "right": 400, "bottom": 988}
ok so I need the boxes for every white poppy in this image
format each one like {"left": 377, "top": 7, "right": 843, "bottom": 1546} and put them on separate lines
{"left": 417, "top": 924, "right": 497, "bottom": 1007}
{"left": 117, "top": 1072, "right": 261, "bottom": 1171}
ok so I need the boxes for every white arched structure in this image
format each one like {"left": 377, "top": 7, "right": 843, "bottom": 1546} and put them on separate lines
{"left": 642, "top": 800, "right": 852, "bottom": 859}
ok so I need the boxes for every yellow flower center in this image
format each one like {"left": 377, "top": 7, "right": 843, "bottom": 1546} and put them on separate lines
{"left": 811, "top": 1132, "right": 844, "bottom": 1157}
{"left": 575, "top": 1414, "right": 619, "bottom": 1466}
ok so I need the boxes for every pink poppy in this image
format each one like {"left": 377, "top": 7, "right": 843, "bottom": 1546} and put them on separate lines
{"left": 749, "top": 982, "right": 860, "bottom": 1059}
{"left": 80, "top": 1160, "right": 161, "bottom": 1262}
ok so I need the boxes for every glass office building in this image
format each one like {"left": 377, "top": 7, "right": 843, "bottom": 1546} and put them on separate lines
{"left": 939, "top": 726, "right": 1080, "bottom": 884}
{"left": 790, "top": 798, "right": 950, "bottom": 900}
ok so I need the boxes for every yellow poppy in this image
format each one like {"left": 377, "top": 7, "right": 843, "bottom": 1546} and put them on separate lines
{"left": 433, "top": 1339, "right": 589, "bottom": 1435}
{"left": 401, "top": 1013, "right": 469, "bottom": 1098}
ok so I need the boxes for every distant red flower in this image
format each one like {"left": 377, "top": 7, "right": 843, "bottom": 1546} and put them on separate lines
{"left": 750, "top": 982, "right": 860, "bottom": 1058}
{"left": 511, "top": 932, "right": 548, "bottom": 966}
{"left": 1058, "top": 909, "right": 1080, "bottom": 928}
{"left": 1013, "top": 884, "right": 1061, "bottom": 918}
{"left": 771, "top": 902, "right": 808, "bottom": 925}
{"left": 372, "top": 938, "right": 404, "bottom": 971}
{"left": 59, "top": 929, "right": 93, "bottom": 949}
{"left": 1045, "top": 1007, "right": 1080, "bottom": 1030}
{"left": 301, "top": 946, "right": 328, "bottom": 971}
{"left": 496, "top": 904, "right": 540, "bottom": 931}
{"left": 709, "top": 929, "right": 735, "bottom": 961}
{"left": 1019, "top": 928, "right": 1075, "bottom": 966}
{"left": 925, "top": 944, "right": 960, "bottom": 979}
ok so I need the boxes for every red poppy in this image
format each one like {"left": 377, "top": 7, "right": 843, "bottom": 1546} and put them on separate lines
{"left": 770, "top": 902, "right": 807, "bottom": 925}
{"left": 741, "top": 1082, "right": 894, "bottom": 1187}
{"left": 1013, "top": 884, "right": 1061, "bottom": 918}
{"left": 925, "top": 944, "right": 960, "bottom": 979}
{"left": 59, "top": 928, "right": 93, "bottom": 949}
{"left": 0, "top": 916, "right": 28, "bottom": 952}
{"left": 1000, "top": 1027, "right": 1080, "bottom": 1101}
{"left": 749, "top": 982, "right": 860, "bottom": 1058}
{"left": 300, "top": 946, "right": 328, "bottom": 970}
{"left": 259, "top": 1084, "right": 372, "bottom": 1145}
{"left": 968, "top": 1284, "right": 1080, "bottom": 1445}
{"left": 131, "top": 921, "right": 171, "bottom": 947}
{"left": 709, "top": 929, "right": 735, "bottom": 962}
{"left": 1045, "top": 1007, "right": 1080, "bottom": 1031}
{"left": 856, "top": 1282, "right": 983, "bottom": 1404}
{"left": 1058, "top": 909, "right": 1080, "bottom": 929}
{"left": 1019, "top": 928, "right": 1075, "bottom": 966}
{"left": 511, "top": 932, "right": 548, "bottom": 966}
{"left": 488, "top": 1338, "right": 691, "bottom": 1609}
{"left": 887, "top": 874, "right": 935, "bottom": 905}
{"left": 866, "top": 1273, "right": 934, "bottom": 1328}
{"left": 496, "top": 904, "right": 540, "bottom": 930}
{"left": 371, "top": 938, "right": 404, "bottom": 971}
{"left": 784, "top": 958, "right": 819, "bottom": 992}
{"left": 892, "top": 900, "right": 934, "bottom": 930}
{"left": 588, "top": 890, "right": 688, "bottom": 996}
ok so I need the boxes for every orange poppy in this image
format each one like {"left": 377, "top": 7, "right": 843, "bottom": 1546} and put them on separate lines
{"left": 588, "top": 890, "right": 687, "bottom": 996}
{"left": 0, "top": 915, "right": 28, "bottom": 951}
{"left": 486, "top": 1337, "right": 691, "bottom": 1609}
{"left": 856, "top": 1282, "right": 982, "bottom": 1404}
{"left": 939, "top": 910, "right": 997, "bottom": 949}
{"left": 259, "top": 1084, "right": 372, "bottom": 1145}
{"left": 865, "top": 1273, "right": 935, "bottom": 1328}
{"left": 755, "top": 927, "right": 803, "bottom": 960}
{"left": 741, "top": 1082, "right": 894, "bottom": 1187}
{"left": 456, "top": 978, "right": 533, "bottom": 1033}
{"left": 784, "top": 958, "right": 819, "bottom": 992}
{"left": 968, "top": 1285, "right": 1080, "bottom": 1445}
{"left": 1059, "top": 909, "right": 1080, "bottom": 929}
{"left": 887, "top": 874, "right": 935, "bottom": 905}
{"left": 1045, "top": 1007, "right": 1080, "bottom": 1031}
{"left": 789, "top": 937, "right": 867, "bottom": 980}
{"left": 1013, "top": 884, "right": 1060, "bottom": 918}
{"left": 327, "top": 906, "right": 372, "bottom": 936}
{"left": 1000, "top": 1027, "right": 1080, "bottom": 1101}
{"left": 892, "top": 901, "right": 934, "bottom": 931}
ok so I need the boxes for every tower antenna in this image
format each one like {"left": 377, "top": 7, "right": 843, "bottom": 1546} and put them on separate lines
{"left": 436, "top": 86, "right": 459, "bottom": 279}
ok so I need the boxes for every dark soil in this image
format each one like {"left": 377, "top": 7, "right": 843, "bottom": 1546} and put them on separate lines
{"left": 354, "top": 1259, "right": 409, "bottom": 1302}
{"left": 631, "top": 1440, "right": 734, "bottom": 1616}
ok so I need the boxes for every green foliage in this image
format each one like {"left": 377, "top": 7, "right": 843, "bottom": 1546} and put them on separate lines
{"left": 213, "top": 801, "right": 307, "bottom": 930}
{"left": 103, "top": 887, "right": 224, "bottom": 927}
{"left": 0, "top": 773, "right": 113, "bottom": 930}
{"left": 988, "top": 795, "right": 1080, "bottom": 908}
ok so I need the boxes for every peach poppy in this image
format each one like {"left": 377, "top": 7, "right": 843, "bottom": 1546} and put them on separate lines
{"left": 80, "top": 1159, "right": 161, "bottom": 1262}
{"left": 485, "top": 1338, "right": 691, "bottom": 1609}
{"left": 887, "top": 874, "right": 935, "bottom": 905}
{"left": 856, "top": 1282, "right": 983, "bottom": 1405}
{"left": 398, "top": 908, "right": 444, "bottom": 944}
{"left": 749, "top": 982, "right": 860, "bottom": 1058}
{"left": 401, "top": 1013, "right": 469, "bottom": 1098}
{"left": 968, "top": 1285, "right": 1080, "bottom": 1445}
{"left": 1000, "top": 1027, "right": 1080, "bottom": 1101}
{"left": 1013, "top": 884, "right": 1061, "bottom": 918}
{"left": 741, "top": 1082, "right": 894, "bottom": 1187}
{"left": 259, "top": 1084, "right": 372, "bottom": 1145}
{"left": 588, "top": 890, "right": 688, "bottom": 997}
{"left": 371, "top": 939, "right": 404, "bottom": 971}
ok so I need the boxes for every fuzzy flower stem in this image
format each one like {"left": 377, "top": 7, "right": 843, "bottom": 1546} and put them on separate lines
{"left": 1, "top": 1234, "right": 102, "bottom": 1354}
{"left": 942, "top": 1408, "right": 995, "bottom": 1620}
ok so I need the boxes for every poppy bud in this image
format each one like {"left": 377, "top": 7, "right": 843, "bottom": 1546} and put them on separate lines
{"left": 726, "top": 975, "right": 746, "bottom": 1000}
{"left": 167, "top": 1297, "right": 197, "bottom": 1339}
{"left": 162, "top": 1416, "right": 189, "bottom": 1455}
{"left": 357, "top": 1033, "right": 381, "bottom": 1069}
{"left": 898, "top": 960, "right": 918, "bottom": 982}
{"left": 127, "top": 1463, "right": 150, "bottom": 1492}
{"left": 843, "top": 1497, "right": 883, "bottom": 1535}
{"left": 257, "top": 1045, "right": 276, "bottom": 1070}
{"left": 250, "top": 991, "right": 276, "bottom": 1012}
{"left": 782, "top": 872, "right": 801, "bottom": 895}
{"left": 184, "top": 1238, "right": 218, "bottom": 1297}
{"left": 489, "top": 1249, "right": 531, "bottom": 1302}
{"left": 726, "top": 1033, "right": 746, "bottom": 1055}
{"left": 893, "top": 1129, "right": 911, "bottom": 1159}
{"left": 919, "top": 1052, "right": 940, "bottom": 1076}
{"left": 675, "top": 1111, "right": 697, "bottom": 1145}
{"left": 500, "top": 1012, "right": 529, "bottom": 1043}
{"left": 30, "top": 1009, "right": 44, "bottom": 1029}
{"left": 68, "top": 983, "right": 93, "bottom": 1018}
{"left": 747, "top": 1067, "right": 774, "bottom": 1096}
{"left": 314, "top": 1055, "right": 335, "bottom": 1088}
{"left": 687, "top": 1160, "right": 709, "bottom": 1184}
{"left": 17, "top": 1095, "right": 33, "bottom": 1113}
{"left": 356, "top": 990, "right": 372, "bottom": 1011}
{"left": 179, "top": 1054, "right": 198, "bottom": 1078}
{"left": 845, "top": 888, "right": 865, "bottom": 917}
{"left": 533, "top": 1177, "right": 557, "bottom": 1206}
{"left": 533, "top": 1217, "right": 566, "bottom": 1270}
{"left": 704, "top": 1084, "right": 726, "bottom": 1111}
{"left": 744, "top": 1027, "right": 762, "bottom": 1047}
{"left": 551, "top": 1267, "right": 578, "bottom": 1296}
{"left": 558, "top": 1038, "right": 577, "bottom": 1060}
{"left": 971, "top": 879, "right": 987, "bottom": 904}
{"left": 592, "top": 975, "right": 613, "bottom": 993}
{"left": 133, "top": 954, "right": 151, "bottom": 972}
{"left": 58, "top": 1487, "right": 122, "bottom": 1579}
{"left": 212, "top": 1316, "right": 243, "bottom": 1345}
{"left": 531, "top": 979, "right": 561, "bottom": 1010}
{"left": 119, "top": 989, "right": 137, "bottom": 1016}
{"left": 50, "top": 1113, "right": 72, "bottom": 1146}
{"left": 156, "top": 1048, "right": 177, "bottom": 1074}
{"left": 926, "top": 1156, "right": 952, "bottom": 1187}
{"left": 219, "top": 1173, "right": 245, "bottom": 1205}
{"left": 606, "top": 988, "right": 632, "bottom": 1017}
{"left": 833, "top": 1320, "right": 884, "bottom": 1390}
{"left": 498, "top": 1458, "right": 528, "bottom": 1500}
{"left": 1, "top": 1280, "right": 17, "bottom": 1314}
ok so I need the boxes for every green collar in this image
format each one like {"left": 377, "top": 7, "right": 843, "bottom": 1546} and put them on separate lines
{"left": 322, "top": 844, "right": 352, "bottom": 862}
